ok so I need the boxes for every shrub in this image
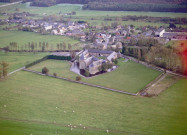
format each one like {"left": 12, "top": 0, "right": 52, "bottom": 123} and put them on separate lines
{"left": 76, "top": 76, "right": 81, "bottom": 81}
{"left": 84, "top": 70, "right": 90, "bottom": 77}
{"left": 53, "top": 73, "right": 57, "bottom": 77}
{"left": 42, "top": 67, "right": 49, "bottom": 74}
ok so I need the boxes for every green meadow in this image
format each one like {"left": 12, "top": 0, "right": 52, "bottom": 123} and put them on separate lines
{"left": 0, "top": 30, "right": 81, "bottom": 50}
{"left": 28, "top": 59, "right": 161, "bottom": 93}
{"left": 0, "top": 2, "right": 6, "bottom": 6}
{"left": 0, "top": 3, "right": 187, "bottom": 27}
{"left": 0, "top": 71, "right": 186, "bottom": 135}
{"left": 1, "top": 3, "right": 187, "bottom": 18}
{"left": 0, "top": 52, "right": 49, "bottom": 72}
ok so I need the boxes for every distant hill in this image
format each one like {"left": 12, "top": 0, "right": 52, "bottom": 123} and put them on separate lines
{"left": 21, "top": 0, "right": 187, "bottom": 13}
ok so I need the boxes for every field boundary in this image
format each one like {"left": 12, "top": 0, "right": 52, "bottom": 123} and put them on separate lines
{"left": 0, "top": 1, "right": 22, "bottom": 8}
{"left": 137, "top": 72, "right": 166, "bottom": 96}
{"left": 122, "top": 54, "right": 187, "bottom": 78}
{"left": 8, "top": 66, "right": 25, "bottom": 76}
{"left": 22, "top": 68, "right": 137, "bottom": 96}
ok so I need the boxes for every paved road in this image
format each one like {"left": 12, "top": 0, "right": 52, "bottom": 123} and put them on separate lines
{"left": 0, "top": 1, "right": 22, "bottom": 8}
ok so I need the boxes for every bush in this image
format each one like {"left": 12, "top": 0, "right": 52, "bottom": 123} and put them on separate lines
{"left": 76, "top": 76, "right": 81, "bottom": 81}
{"left": 42, "top": 67, "right": 49, "bottom": 74}
{"left": 84, "top": 70, "right": 90, "bottom": 77}
{"left": 53, "top": 73, "right": 57, "bottom": 77}
{"left": 114, "top": 59, "right": 118, "bottom": 65}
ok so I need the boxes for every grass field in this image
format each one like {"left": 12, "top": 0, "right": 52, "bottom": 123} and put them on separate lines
{"left": 0, "top": 30, "right": 81, "bottom": 50}
{"left": 0, "top": 52, "right": 49, "bottom": 72}
{"left": 0, "top": 3, "right": 187, "bottom": 28}
{"left": 0, "top": 71, "right": 186, "bottom": 135}
{"left": 28, "top": 59, "right": 161, "bottom": 93}
{"left": 0, "top": 2, "right": 6, "bottom": 6}
{"left": 1, "top": 3, "right": 187, "bottom": 18}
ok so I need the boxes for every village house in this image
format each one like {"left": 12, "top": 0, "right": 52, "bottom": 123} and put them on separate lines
{"left": 74, "top": 49, "right": 118, "bottom": 75}
{"left": 155, "top": 28, "right": 165, "bottom": 37}
{"left": 163, "top": 32, "right": 187, "bottom": 40}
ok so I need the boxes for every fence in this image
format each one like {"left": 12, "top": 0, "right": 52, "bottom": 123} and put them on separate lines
{"left": 25, "top": 55, "right": 72, "bottom": 68}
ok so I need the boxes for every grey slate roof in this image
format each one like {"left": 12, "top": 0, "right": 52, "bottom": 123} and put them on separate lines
{"left": 88, "top": 49, "right": 113, "bottom": 54}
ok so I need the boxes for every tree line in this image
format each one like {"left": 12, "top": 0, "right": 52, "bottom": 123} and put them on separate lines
{"left": 83, "top": 2, "right": 187, "bottom": 13}
{"left": 122, "top": 44, "right": 186, "bottom": 74}
{"left": 23, "top": 0, "right": 187, "bottom": 13}
{"left": 0, "top": 0, "right": 20, "bottom": 2}
{"left": 0, "top": 61, "right": 9, "bottom": 79}
{"left": 7, "top": 41, "right": 74, "bottom": 51}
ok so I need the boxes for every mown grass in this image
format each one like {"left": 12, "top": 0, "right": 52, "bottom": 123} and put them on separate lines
{"left": 28, "top": 59, "right": 161, "bottom": 93}
{"left": 0, "top": 52, "right": 49, "bottom": 72}
{"left": 0, "top": 30, "right": 81, "bottom": 50}
{"left": 0, "top": 71, "right": 186, "bottom": 135}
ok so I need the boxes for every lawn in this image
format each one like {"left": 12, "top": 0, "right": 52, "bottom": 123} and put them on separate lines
{"left": 0, "top": 52, "right": 49, "bottom": 72}
{"left": 28, "top": 59, "right": 161, "bottom": 93}
{"left": 0, "top": 71, "right": 186, "bottom": 135}
{"left": 0, "top": 30, "right": 81, "bottom": 50}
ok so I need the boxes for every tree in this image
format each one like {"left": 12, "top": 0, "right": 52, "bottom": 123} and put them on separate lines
{"left": 62, "top": 43, "right": 66, "bottom": 50}
{"left": 114, "top": 59, "right": 118, "bottom": 65}
{"left": 31, "top": 42, "right": 35, "bottom": 52}
{"left": 53, "top": 73, "right": 57, "bottom": 77}
{"left": 71, "top": 11, "right": 76, "bottom": 15}
{"left": 169, "top": 23, "right": 176, "bottom": 29}
{"left": 70, "top": 51, "right": 76, "bottom": 59}
{"left": 42, "top": 67, "right": 49, "bottom": 74}
{"left": 0, "top": 65, "right": 2, "bottom": 79}
{"left": 68, "top": 44, "right": 72, "bottom": 50}
{"left": 102, "top": 63, "right": 108, "bottom": 72}
{"left": 57, "top": 44, "right": 60, "bottom": 50}
{"left": 1, "top": 61, "right": 9, "bottom": 77}
{"left": 76, "top": 76, "right": 81, "bottom": 81}
{"left": 84, "top": 70, "right": 90, "bottom": 77}
{"left": 138, "top": 48, "right": 142, "bottom": 60}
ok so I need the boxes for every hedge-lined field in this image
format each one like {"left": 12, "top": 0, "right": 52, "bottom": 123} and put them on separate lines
{"left": 0, "top": 52, "right": 49, "bottom": 72}
{"left": 28, "top": 59, "right": 161, "bottom": 93}
{"left": 0, "top": 30, "right": 81, "bottom": 50}
{"left": 0, "top": 71, "right": 186, "bottom": 135}
{"left": 0, "top": 3, "right": 187, "bottom": 28}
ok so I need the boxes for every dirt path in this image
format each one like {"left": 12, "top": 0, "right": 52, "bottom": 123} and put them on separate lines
{"left": 8, "top": 67, "right": 25, "bottom": 76}
{"left": 137, "top": 72, "right": 167, "bottom": 96}
{"left": 0, "top": 1, "right": 22, "bottom": 8}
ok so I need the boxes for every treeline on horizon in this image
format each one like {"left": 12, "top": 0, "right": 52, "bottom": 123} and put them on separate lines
{"left": 2, "top": 0, "right": 187, "bottom": 13}
{"left": 0, "top": 0, "right": 20, "bottom": 2}
{"left": 83, "top": 2, "right": 187, "bottom": 13}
